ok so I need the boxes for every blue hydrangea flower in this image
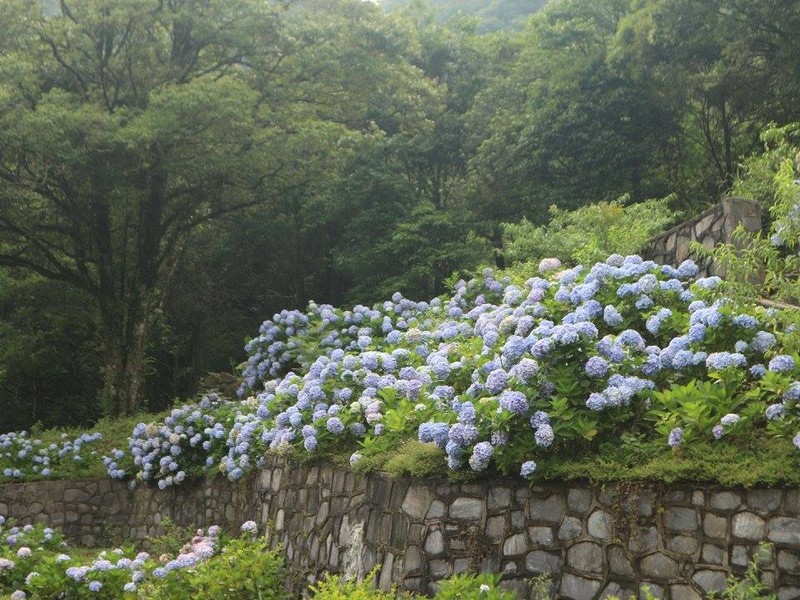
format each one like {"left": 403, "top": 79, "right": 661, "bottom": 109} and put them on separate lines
{"left": 511, "top": 358, "right": 538, "bottom": 383}
{"left": 733, "top": 315, "right": 758, "bottom": 329}
{"left": 766, "top": 403, "right": 786, "bottom": 420}
{"left": 498, "top": 390, "right": 528, "bottom": 415}
{"left": 534, "top": 424, "right": 554, "bottom": 448}
{"left": 326, "top": 418, "right": 345, "bottom": 435}
{"left": 530, "top": 411, "right": 550, "bottom": 428}
{"left": 419, "top": 423, "right": 449, "bottom": 448}
{"left": 667, "top": 427, "right": 684, "bottom": 448}
{"left": 671, "top": 350, "right": 695, "bottom": 370}
{"left": 706, "top": 352, "right": 747, "bottom": 370}
{"left": 695, "top": 276, "right": 722, "bottom": 289}
{"left": 468, "top": 442, "right": 494, "bottom": 471}
{"left": 485, "top": 369, "right": 508, "bottom": 395}
{"left": 720, "top": 414, "right": 740, "bottom": 426}
{"left": 769, "top": 355, "right": 795, "bottom": 373}
{"left": 618, "top": 329, "right": 646, "bottom": 351}
{"left": 584, "top": 356, "right": 609, "bottom": 378}
{"left": 448, "top": 423, "right": 478, "bottom": 446}
{"left": 784, "top": 383, "right": 800, "bottom": 402}
{"left": 520, "top": 460, "right": 537, "bottom": 477}
{"left": 603, "top": 305, "right": 624, "bottom": 327}
{"left": 751, "top": 331, "right": 777, "bottom": 354}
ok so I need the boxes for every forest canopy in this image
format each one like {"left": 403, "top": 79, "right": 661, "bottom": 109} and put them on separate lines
{"left": 0, "top": 0, "right": 798, "bottom": 430}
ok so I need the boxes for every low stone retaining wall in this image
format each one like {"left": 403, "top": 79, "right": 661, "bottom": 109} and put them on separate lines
{"left": 0, "top": 475, "right": 257, "bottom": 547}
{"left": 2, "top": 457, "right": 800, "bottom": 600}
{"left": 644, "top": 197, "right": 761, "bottom": 275}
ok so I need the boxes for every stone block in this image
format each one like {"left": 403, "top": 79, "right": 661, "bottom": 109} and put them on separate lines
{"left": 429, "top": 558, "right": 451, "bottom": 580}
{"left": 567, "top": 488, "right": 592, "bottom": 513}
{"left": 488, "top": 487, "right": 511, "bottom": 512}
{"left": 528, "top": 526, "right": 554, "bottom": 547}
{"left": 560, "top": 573, "right": 601, "bottom": 600}
{"left": 378, "top": 553, "right": 394, "bottom": 591}
{"left": 747, "top": 490, "right": 783, "bottom": 515}
{"left": 692, "top": 570, "right": 728, "bottom": 593}
{"left": 449, "top": 497, "right": 484, "bottom": 521}
{"left": 426, "top": 500, "right": 445, "bottom": 520}
{"left": 778, "top": 587, "right": 800, "bottom": 600}
{"left": 528, "top": 495, "right": 564, "bottom": 525}
{"left": 769, "top": 517, "right": 800, "bottom": 545}
{"left": 628, "top": 526, "right": 659, "bottom": 555}
{"left": 608, "top": 545, "right": 635, "bottom": 578}
{"left": 640, "top": 583, "right": 665, "bottom": 600}
{"left": 587, "top": 509, "right": 613, "bottom": 540}
{"left": 567, "top": 541, "right": 604, "bottom": 573}
{"left": 558, "top": 516, "right": 583, "bottom": 542}
{"left": 668, "top": 535, "right": 699, "bottom": 556}
{"left": 424, "top": 529, "right": 445, "bottom": 555}
{"left": 525, "top": 550, "right": 562, "bottom": 574}
{"left": 510, "top": 510, "right": 525, "bottom": 530}
{"left": 731, "top": 545, "right": 748, "bottom": 567}
{"left": 671, "top": 584, "right": 703, "bottom": 600}
{"left": 404, "top": 545, "right": 422, "bottom": 573}
{"left": 701, "top": 544, "right": 724, "bottom": 565}
{"left": 640, "top": 552, "right": 680, "bottom": 579}
{"left": 485, "top": 515, "right": 506, "bottom": 540}
{"left": 503, "top": 533, "right": 527, "bottom": 556}
{"left": 703, "top": 513, "right": 728, "bottom": 539}
{"left": 732, "top": 512, "right": 766, "bottom": 540}
{"left": 665, "top": 507, "right": 698, "bottom": 532}
{"left": 710, "top": 492, "right": 741, "bottom": 511}
{"left": 779, "top": 550, "right": 800, "bottom": 572}
{"left": 402, "top": 485, "right": 433, "bottom": 521}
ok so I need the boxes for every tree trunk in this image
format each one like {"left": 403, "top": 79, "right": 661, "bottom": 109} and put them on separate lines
{"left": 99, "top": 290, "right": 153, "bottom": 417}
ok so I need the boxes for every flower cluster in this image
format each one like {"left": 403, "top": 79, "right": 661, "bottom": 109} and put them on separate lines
{"left": 0, "top": 519, "right": 247, "bottom": 597}
{"left": 0, "top": 431, "right": 103, "bottom": 482}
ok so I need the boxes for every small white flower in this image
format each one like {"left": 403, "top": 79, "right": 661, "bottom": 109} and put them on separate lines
{"left": 480, "top": 583, "right": 490, "bottom": 593}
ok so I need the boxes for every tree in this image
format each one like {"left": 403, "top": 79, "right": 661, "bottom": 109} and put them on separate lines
{"left": 612, "top": 0, "right": 800, "bottom": 200}
{"left": 465, "top": 0, "right": 679, "bottom": 236}
{"left": 0, "top": 0, "right": 297, "bottom": 416}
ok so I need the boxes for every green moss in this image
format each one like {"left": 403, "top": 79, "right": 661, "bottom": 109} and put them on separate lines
{"left": 382, "top": 441, "right": 448, "bottom": 478}
{"left": 533, "top": 436, "right": 800, "bottom": 487}
{"left": 343, "top": 435, "right": 800, "bottom": 488}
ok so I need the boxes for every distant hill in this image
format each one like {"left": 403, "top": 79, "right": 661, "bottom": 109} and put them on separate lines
{"left": 378, "top": 0, "right": 548, "bottom": 32}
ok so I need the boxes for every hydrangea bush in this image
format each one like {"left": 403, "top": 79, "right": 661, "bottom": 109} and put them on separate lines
{"left": 94, "top": 254, "right": 800, "bottom": 487}
{"left": 0, "top": 432, "right": 103, "bottom": 481}
{"left": 0, "top": 519, "right": 287, "bottom": 599}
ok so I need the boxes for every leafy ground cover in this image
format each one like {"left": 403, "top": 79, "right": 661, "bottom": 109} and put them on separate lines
{"left": 0, "top": 519, "right": 286, "bottom": 599}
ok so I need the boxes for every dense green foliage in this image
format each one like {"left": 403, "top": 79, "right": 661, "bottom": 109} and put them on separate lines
{"left": 1, "top": 0, "right": 799, "bottom": 429}
{"left": 379, "top": 0, "right": 548, "bottom": 32}
{"left": 502, "top": 197, "right": 677, "bottom": 266}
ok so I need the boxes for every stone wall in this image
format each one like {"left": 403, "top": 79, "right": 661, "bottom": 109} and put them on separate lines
{"left": 644, "top": 197, "right": 761, "bottom": 274}
{"left": 2, "top": 458, "right": 800, "bottom": 600}
{"left": 0, "top": 474, "right": 258, "bottom": 547}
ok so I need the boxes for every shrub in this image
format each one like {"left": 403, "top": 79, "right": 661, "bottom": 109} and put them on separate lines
{"left": 0, "top": 519, "right": 288, "bottom": 599}
{"left": 501, "top": 197, "right": 677, "bottom": 266}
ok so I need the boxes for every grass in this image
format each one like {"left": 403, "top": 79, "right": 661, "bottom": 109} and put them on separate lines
{"left": 341, "top": 435, "right": 800, "bottom": 488}
{"left": 4, "top": 413, "right": 800, "bottom": 488}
